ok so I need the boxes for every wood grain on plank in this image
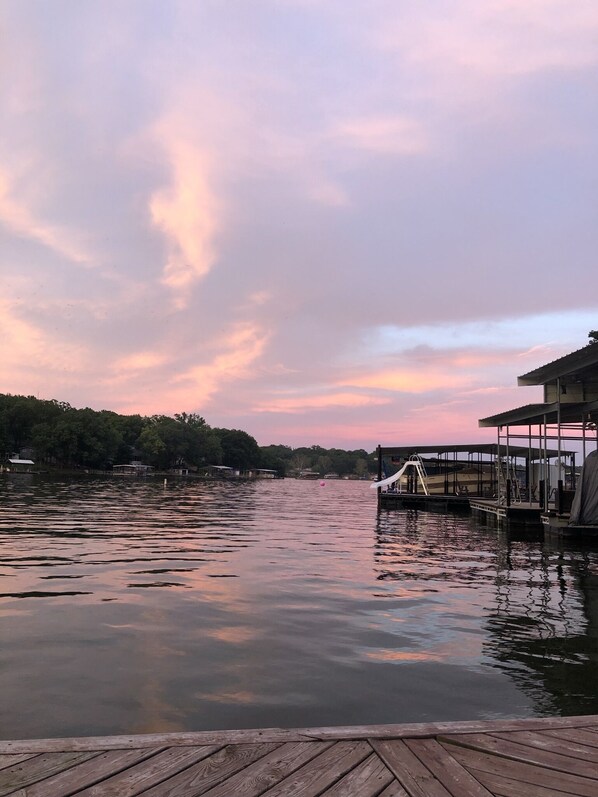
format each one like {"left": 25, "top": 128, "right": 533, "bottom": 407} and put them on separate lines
{"left": 0, "top": 730, "right": 299, "bottom": 755}
{"left": 259, "top": 740, "right": 371, "bottom": 797}
{"left": 2, "top": 715, "right": 598, "bottom": 753}
{"left": 378, "top": 782, "right": 410, "bottom": 797}
{"left": 9, "top": 748, "right": 165, "bottom": 797}
{"left": 0, "top": 752, "right": 98, "bottom": 797}
{"left": 404, "top": 738, "right": 493, "bottom": 797}
{"left": 200, "top": 741, "right": 334, "bottom": 797}
{"left": 467, "top": 768, "right": 590, "bottom": 797}
{"left": 489, "top": 729, "right": 598, "bottom": 763}
{"left": 319, "top": 752, "right": 394, "bottom": 797}
{"left": 137, "top": 743, "right": 280, "bottom": 797}
{"left": 371, "top": 739, "right": 452, "bottom": 797}
{"left": 540, "top": 727, "right": 598, "bottom": 749}
{"left": 72, "top": 745, "right": 220, "bottom": 797}
{"left": 444, "top": 741, "right": 598, "bottom": 797}
{"left": 440, "top": 732, "right": 598, "bottom": 778}
{"left": 0, "top": 754, "right": 37, "bottom": 773}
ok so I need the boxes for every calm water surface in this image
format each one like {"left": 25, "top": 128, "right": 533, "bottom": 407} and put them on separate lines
{"left": 1, "top": 475, "right": 597, "bottom": 740}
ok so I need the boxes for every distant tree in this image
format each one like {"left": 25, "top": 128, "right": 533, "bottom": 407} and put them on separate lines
{"left": 589, "top": 330, "right": 598, "bottom": 343}
{"left": 353, "top": 457, "right": 369, "bottom": 478}
{"left": 46, "top": 408, "right": 122, "bottom": 469}
{"left": 137, "top": 414, "right": 221, "bottom": 469}
{"left": 316, "top": 455, "right": 332, "bottom": 474}
{"left": 214, "top": 428, "right": 260, "bottom": 470}
{"left": 259, "top": 444, "right": 291, "bottom": 476}
{"left": 0, "top": 394, "right": 68, "bottom": 457}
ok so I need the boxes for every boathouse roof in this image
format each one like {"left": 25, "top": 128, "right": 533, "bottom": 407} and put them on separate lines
{"left": 479, "top": 399, "right": 598, "bottom": 428}
{"left": 518, "top": 342, "right": 598, "bottom": 385}
{"left": 379, "top": 443, "right": 569, "bottom": 460}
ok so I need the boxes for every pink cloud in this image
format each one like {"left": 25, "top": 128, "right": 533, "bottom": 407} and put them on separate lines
{"left": 149, "top": 121, "right": 220, "bottom": 303}
{"left": 0, "top": 168, "right": 92, "bottom": 266}
{"left": 254, "top": 391, "right": 391, "bottom": 414}
{"left": 334, "top": 115, "right": 429, "bottom": 156}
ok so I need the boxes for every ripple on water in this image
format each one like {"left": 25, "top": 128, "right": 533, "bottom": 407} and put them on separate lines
{"left": 0, "top": 475, "right": 597, "bottom": 738}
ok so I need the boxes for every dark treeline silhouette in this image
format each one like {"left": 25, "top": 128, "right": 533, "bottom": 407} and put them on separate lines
{"left": 0, "top": 393, "right": 376, "bottom": 477}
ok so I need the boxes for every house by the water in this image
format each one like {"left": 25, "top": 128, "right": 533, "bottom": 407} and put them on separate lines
{"left": 374, "top": 342, "right": 598, "bottom": 535}
{"left": 477, "top": 341, "right": 598, "bottom": 533}
{"left": 1, "top": 457, "right": 36, "bottom": 473}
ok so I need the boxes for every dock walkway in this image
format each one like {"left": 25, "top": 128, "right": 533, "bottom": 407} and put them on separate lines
{"left": 2, "top": 715, "right": 598, "bottom": 796}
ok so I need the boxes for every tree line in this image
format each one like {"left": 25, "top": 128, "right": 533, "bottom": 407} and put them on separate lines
{"left": 0, "top": 393, "right": 376, "bottom": 477}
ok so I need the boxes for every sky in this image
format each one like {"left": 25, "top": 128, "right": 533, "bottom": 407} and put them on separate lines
{"left": 1, "top": 0, "right": 598, "bottom": 449}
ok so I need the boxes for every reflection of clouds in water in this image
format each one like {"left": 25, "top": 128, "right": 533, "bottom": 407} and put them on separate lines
{"left": 194, "top": 690, "right": 257, "bottom": 705}
{"left": 364, "top": 650, "right": 439, "bottom": 663}
{"left": 1, "top": 478, "right": 598, "bottom": 736}
{"left": 206, "top": 626, "right": 262, "bottom": 644}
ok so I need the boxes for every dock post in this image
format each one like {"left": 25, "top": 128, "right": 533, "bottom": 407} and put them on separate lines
{"left": 377, "top": 445, "right": 382, "bottom": 508}
{"left": 539, "top": 479, "right": 545, "bottom": 510}
{"left": 557, "top": 479, "right": 564, "bottom": 515}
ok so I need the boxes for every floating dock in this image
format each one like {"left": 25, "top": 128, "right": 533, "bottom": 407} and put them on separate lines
{"left": 1, "top": 715, "right": 598, "bottom": 796}
{"left": 470, "top": 499, "right": 544, "bottom": 529}
{"left": 379, "top": 492, "right": 470, "bottom": 513}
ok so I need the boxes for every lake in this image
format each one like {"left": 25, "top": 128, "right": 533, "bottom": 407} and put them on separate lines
{"left": 1, "top": 475, "right": 597, "bottom": 740}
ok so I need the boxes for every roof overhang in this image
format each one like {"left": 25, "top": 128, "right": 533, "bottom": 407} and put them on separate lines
{"left": 479, "top": 400, "right": 598, "bottom": 428}
{"left": 518, "top": 344, "right": 598, "bottom": 385}
{"left": 379, "top": 443, "right": 570, "bottom": 460}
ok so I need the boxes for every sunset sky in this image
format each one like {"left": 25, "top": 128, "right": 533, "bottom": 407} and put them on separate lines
{"left": 1, "top": 1, "right": 597, "bottom": 449}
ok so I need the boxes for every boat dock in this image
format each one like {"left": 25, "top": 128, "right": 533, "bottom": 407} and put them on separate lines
{"left": 469, "top": 498, "right": 545, "bottom": 528}
{"left": 2, "top": 714, "right": 598, "bottom": 796}
{"left": 379, "top": 491, "right": 470, "bottom": 513}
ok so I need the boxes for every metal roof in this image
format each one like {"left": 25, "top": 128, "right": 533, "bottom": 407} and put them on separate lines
{"left": 379, "top": 444, "right": 569, "bottom": 460}
{"left": 478, "top": 400, "right": 598, "bottom": 428}
{"left": 518, "top": 343, "right": 598, "bottom": 386}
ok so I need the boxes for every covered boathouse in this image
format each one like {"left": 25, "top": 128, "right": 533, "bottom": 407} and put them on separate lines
{"left": 477, "top": 341, "right": 598, "bottom": 534}
{"left": 374, "top": 443, "right": 567, "bottom": 515}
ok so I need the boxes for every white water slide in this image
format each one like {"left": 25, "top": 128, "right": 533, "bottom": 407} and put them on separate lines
{"left": 370, "top": 457, "right": 429, "bottom": 495}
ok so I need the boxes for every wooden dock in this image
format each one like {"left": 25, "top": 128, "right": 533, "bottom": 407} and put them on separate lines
{"left": 2, "top": 715, "right": 598, "bottom": 796}
{"left": 470, "top": 499, "right": 545, "bottom": 529}
{"left": 379, "top": 492, "right": 470, "bottom": 513}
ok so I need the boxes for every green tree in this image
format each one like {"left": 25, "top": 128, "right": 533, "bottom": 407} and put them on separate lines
{"left": 259, "top": 444, "right": 292, "bottom": 476}
{"left": 138, "top": 414, "right": 221, "bottom": 469}
{"left": 214, "top": 428, "right": 260, "bottom": 470}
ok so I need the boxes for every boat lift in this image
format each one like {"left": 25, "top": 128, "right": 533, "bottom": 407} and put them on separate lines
{"left": 371, "top": 455, "right": 429, "bottom": 495}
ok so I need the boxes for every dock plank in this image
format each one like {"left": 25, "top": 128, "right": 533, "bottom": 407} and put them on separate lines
{"left": 489, "top": 729, "right": 598, "bottom": 763}
{"left": 2, "top": 716, "right": 598, "bottom": 797}
{"left": 540, "top": 727, "right": 598, "bottom": 749}
{"left": 0, "top": 755, "right": 37, "bottom": 773}
{"left": 9, "top": 748, "right": 165, "bottom": 797}
{"left": 462, "top": 768, "right": 588, "bottom": 797}
{"left": 2, "top": 715, "right": 598, "bottom": 754}
{"left": 199, "top": 741, "right": 334, "bottom": 797}
{"left": 136, "top": 742, "right": 280, "bottom": 797}
{"left": 320, "top": 752, "right": 394, "bottom": 797}
{"left": 259, "top": 740, "right": 372, "bottom": 797}
{"left": 441, "top": 731, "right": 598, "bottom": 779}
{"left": 0, "top": 752, "right": 98, "bottom": 796}
{"left": 379, "top": 782, "right": 410, "bottom": 797}
{"left": 405, "top": 738, "right": 493, "bottom": 797}
{"left": 72, "top": 745, "right": 221, "bottom": 797}
{"left": 371, "top": 739, "right": 453, "bottom": 797}
{"left": 444, "top": 741, "right": 598, "bottom": 797}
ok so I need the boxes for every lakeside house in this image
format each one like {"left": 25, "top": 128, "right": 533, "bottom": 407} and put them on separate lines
{"left": 2, "top": 457, "right": 36, "bottom": 473}
{"left": 479, "top": 342, "right": 598, "bottom": 516}
{"left": 112, "top": 462, "right": 154, "bottom": 476}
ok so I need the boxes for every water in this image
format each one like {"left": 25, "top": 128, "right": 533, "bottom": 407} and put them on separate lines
{"left": 1, "top": 475, "right": 597, "bottom": 740}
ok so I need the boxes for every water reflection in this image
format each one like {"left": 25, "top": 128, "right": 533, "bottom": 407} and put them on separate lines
{"left": 0, "top": 476, "right": 597, "bottom": 739}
